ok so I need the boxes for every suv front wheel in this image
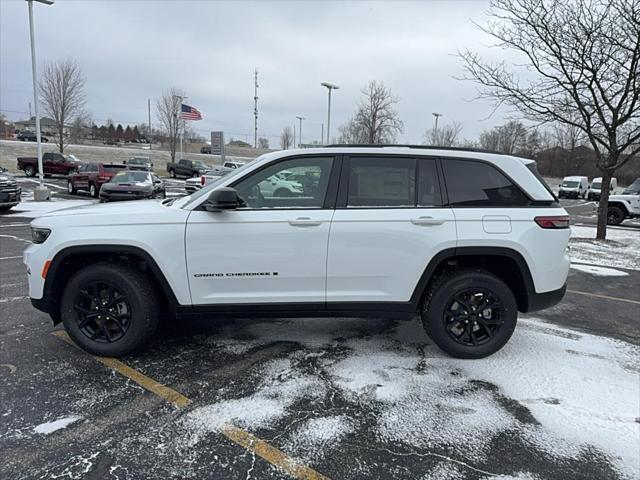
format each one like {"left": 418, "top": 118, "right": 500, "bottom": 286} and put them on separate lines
{"left": 421, "top": 269, "right": 517, "bottom": 359}
{"left": 60, "top": 262, "right": 160, "bottom": 356}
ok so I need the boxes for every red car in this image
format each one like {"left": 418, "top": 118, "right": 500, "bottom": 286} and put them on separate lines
{"left": 67, "top": 162, "right": 127, "bottom": 197}
{"left": 17, "top": 152, "right": 79, "bottom": 177}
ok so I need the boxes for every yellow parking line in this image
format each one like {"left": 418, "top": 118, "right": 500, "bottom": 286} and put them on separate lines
{"left": 567, "top": 289, "right": 640, "bottom": 305}
{"left": 52, "top": 330, "right": 329, "bottom": 480}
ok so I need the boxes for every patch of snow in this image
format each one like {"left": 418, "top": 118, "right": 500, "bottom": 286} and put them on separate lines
{"left": 570, "top": 263, "right": 629, "bottom": 277}
{"left": 570, "top": 225, "right": 640, "bottom": 271}
{"left": 33, "top": 416, "right": 82, "bottom": 434}
{"left": 283, "top": 415, "right": 353, "bottom": 462}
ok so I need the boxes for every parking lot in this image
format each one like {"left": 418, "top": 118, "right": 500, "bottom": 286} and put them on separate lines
{"left": 1, "top": 176, "right": 639, "bottom": 480}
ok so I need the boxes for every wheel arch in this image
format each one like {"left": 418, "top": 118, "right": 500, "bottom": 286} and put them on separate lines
{"left": 39, "top": 245, "right": 179, "bottom": 323}
{"left": 410, "top": 247, "right": 537, "bottom": 313}
{"left": 608, "top": 201, "right": 629, "bottom": 216}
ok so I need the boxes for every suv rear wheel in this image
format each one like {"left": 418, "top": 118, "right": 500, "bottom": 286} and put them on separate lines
{"left": 607, "top": 206, "right": 625, "bottom": 226}
{"left": 67, "top": 180, "right": 77, "bottom": 194}
{"left": 421, "top": 269, "right": 517, "bottom": 359}
{"left": 60, "top": 262, "right": 160, "bottom": 356}
{"left": 25, "top": 166, "right": 36, "bottom": 177}
{"left": 89, "top": 182, "right": 98, "bottom": 198}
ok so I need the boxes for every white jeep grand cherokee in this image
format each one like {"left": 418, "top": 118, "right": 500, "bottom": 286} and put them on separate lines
{"left": 24, "top": 146, "right": 570, "bottom": 359}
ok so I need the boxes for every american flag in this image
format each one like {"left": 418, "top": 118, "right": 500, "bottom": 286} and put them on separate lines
{"left": 180, "top": 103, "right": 202, "bottom": 121}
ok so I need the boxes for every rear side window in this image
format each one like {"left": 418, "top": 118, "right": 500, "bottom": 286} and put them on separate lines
{"left": 348, "top": 157, "right": 415, "bottom": 207}
{"left": 417, "top": 159, "right": 442, "bottom": 207}
{"left": 87, "top": 163, "right": 98, "bottom": 172}
{"left": 442, "top": 159, "right": 530, "bottom": 207}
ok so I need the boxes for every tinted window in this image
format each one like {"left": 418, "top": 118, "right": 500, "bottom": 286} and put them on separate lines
{"left": 88, "top": 163, "right": 98, "bottom": 172}
{"left": 417, "top": 159, "right": 442, "bottom": 207}
{"left": 233, "top": 156, "right": 334, "bottom": 209}
{"left": 348, "top": 157, "right": 415, "bottom": 207}
{"left": 103, "top": 165, "right": 126, "bottom": 172}
{"left": 442, "top": 159, "right": 530, "bottom": 206}
{"left": 111, "top": 171, "right": 150, "bottom": 184}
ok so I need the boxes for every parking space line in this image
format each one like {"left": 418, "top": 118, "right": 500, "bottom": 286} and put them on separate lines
{"left": 0, "top": 296, "right": 28, "bottom": 303}
{"left": 567, "top": 289, "right": 640, "bottom": 305}
{"left": 52, "top": 330, "right": 329, "bottom": 480}
{"left": 0, "top": 256, "right": 23, "bottom": 260}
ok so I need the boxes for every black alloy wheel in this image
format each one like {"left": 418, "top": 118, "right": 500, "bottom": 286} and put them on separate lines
{"left": 443, "top": 289, "right": 503, "bottom": 347}
{"left": 73, "top": 281, "right": 131, "bottom": 343}
{"left": 607, "top": 206, "right": 624, "bottom": 226}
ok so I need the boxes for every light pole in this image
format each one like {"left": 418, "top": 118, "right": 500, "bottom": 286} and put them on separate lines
{"left": 175, "top": 94, "right": 187, "bottom": 158}
{"left": 432, "top": 112, "right": 443, "bottom": 139}
{"left": 296, "top": 116, "right": 305, "bottom": 147}
{"left": 321, "top": 82, "right": 339, "bottom": 144}
{"left": 27, "top": 0, "right": 54, "bottom": 202}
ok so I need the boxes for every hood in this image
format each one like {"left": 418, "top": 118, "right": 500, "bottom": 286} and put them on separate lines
{"left": 31, "top": 199, "right": 188, "bottom": 228}
{"left": 102, "top": 182, "right": 152, "bottom": 191}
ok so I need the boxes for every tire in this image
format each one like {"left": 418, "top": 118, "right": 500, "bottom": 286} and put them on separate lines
{"left": 0, "top": 205, "right": 12, "bottom": 213}
{"left": 607, "top": 206, "right": 625, "bottom": 226}
{"left": 60, "top": 262, "right": 160, "bottom": 356}
{"left": 25, "top": 165, "right": 36, "bottom": 177}
{"left": 169, "top": 169, "right": 176, "bottom": 178}
{"left": 67, "top": 180, "right": 77, "bottom": 194}
{"left": 89, "top": 182, "right": 98, "bottom": 198}
{"left": 421, "top": 269, "right": 518, "bottom": 359}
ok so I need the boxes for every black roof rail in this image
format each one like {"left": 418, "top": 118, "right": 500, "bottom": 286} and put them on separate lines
{"left": 323, "top": 144, "right": 506, "bottom": 155}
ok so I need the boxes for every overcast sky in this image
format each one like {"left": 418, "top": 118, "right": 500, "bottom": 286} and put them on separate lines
{"left": 1, "top": 0, "right": 518, "bottom": 145}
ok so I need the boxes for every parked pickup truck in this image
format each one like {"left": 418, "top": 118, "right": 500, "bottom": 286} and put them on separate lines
{"left": 17, "top": 152, "right": 80, "bottom": 177}
{"left": 166, "top": 159, "right": 212, "bottom": 178}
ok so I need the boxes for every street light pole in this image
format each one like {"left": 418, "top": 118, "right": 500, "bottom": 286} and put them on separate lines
{"left": 432, "top": 112, "right": 443, "bottom": 137}
{"left": 27, "top": 0, "right": 54, "bottom": 201}
{"left": 321, "top": 82, "right": 339, "bottom": 144}
{"left": 296, "top": 116, "right": 305, "bottom": 147}
{"left": 175, "top": 94, "right": 187, "bottom": 158}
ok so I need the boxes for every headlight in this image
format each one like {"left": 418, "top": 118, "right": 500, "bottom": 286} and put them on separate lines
{"left": 31, "top": 227, "right": 51, "bottom": 244}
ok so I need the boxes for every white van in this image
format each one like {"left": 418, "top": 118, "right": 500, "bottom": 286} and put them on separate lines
{"left": 588, "top": 177, "right": 618, "bottom": 201}
{"left": 558, "top": 176, "right": 589, "bottom": 199}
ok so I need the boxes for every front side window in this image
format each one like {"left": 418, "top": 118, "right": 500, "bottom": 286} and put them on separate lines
{"left": 442, "top": 159, "right": 530, "bottom": 207}
{"left": 348, "top": 157, "right": 416, "bottom": 207}
{"left": 233, "top": 156, "right": 334, "bottom": 209}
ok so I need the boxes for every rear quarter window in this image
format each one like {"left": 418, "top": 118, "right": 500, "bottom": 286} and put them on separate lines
{"left": 442, "top": 159, "right": 531, "bottom": 207}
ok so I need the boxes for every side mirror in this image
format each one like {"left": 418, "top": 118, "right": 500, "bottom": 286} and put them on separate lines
{"left": 123, "top": 160, "right": 127, "bottom": 164}
{"left": 204, "top": 187, "right": 240, "bottom": 211}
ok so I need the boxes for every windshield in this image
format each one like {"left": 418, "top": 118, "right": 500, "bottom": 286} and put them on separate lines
{"left": 183, "top": 156, "right": 263, "bottom": 206}
{"left": 104, "top": 165, "right": 127, "bottom": 172}
{"left": 129, "top": 158, "right": 147, "bottom": 164}
{"left": 562, "top": 181, "right": 579, "bottom": 188}
{"left": 591, "top": 182, "right": 601, "bottom": 189}
{"left": 111, "top": 171, "right": 150, "bottom": 184}
{"left": 623, "top": 179, "right": 640, "bottom": 194}
{"left": 194, "top": 161, "right": 209, "bottom": 169}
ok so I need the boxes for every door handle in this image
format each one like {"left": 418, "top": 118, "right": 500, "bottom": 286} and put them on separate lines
{"left": 288, "top": 217, "right": 322, "bottom": 227}
{"left": 410, "top": 216, "right": 445, "bottom": 226}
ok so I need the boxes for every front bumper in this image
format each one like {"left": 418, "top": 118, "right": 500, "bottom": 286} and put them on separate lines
{"left": 100, "top": 190, "right": 152, "bottom": 201}
{"left": 0, "top": 187, "right": 21, "bottom": 206}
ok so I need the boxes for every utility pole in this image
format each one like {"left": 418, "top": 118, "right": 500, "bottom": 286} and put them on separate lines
{"left": 147, "top": 98, "right": 151, "bottom": 150}
{"left": 296, "top": 116, "right": 305, "bottom": 147}
{"left": 321, "top": 123, "right": 324, "bottom": 145}
{"left": 254, "top": 69, "right": 259, "bottom": 149}
{"left": 293, "top": 123, "right": 296, "bottom": 149}
{"left": 175, "top": 94, "right": 187, "bottom": 158}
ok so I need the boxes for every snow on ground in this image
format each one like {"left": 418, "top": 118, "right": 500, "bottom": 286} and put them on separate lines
{"left": 570, "top": 263, "right": 629, "bottom": 277}
{"left": 186, "top": 316, "right": 640, "bottom": 479}
{"left": 33, "top": 416, "right": 82, "bottom": 435}
{"left": 570, "top": 225, "right": 640, "bottom": 271}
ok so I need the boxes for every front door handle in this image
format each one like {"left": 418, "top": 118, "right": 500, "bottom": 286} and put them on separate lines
{"left": 288, "top": 217, "right": 322, "bottom": 227}
{"left": 410, "top": 216, "right": 445, "bottom": 226}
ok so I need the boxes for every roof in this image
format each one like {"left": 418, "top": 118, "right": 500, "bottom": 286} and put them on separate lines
{"left": 15, "top": 116, "right": 58, "bottom": 128}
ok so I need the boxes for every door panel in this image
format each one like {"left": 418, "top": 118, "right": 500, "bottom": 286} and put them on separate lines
{"left": 185, "top": 209, "right": 333, "bottom": 304}
{"left": 326, "top": 208, "right": 456, "bottom": 302}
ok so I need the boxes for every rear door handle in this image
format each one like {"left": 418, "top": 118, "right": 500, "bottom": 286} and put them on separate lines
{"left": 410, "top": 216, "right": 445, "bottom": 226}
{"left": 288, "top": 217, "right": 322, "bottom": 227}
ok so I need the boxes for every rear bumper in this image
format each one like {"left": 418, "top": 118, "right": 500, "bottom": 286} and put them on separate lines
{"left": 525, "top": 283, "right": 566, "bottom": 313}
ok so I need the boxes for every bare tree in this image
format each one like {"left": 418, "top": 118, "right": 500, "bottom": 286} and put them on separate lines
{"left": 280, "top": 127, "right": 293, "bottom": 150}
{"left": 553, "top": 122, "right": 586, "bottom": 151}
{"left": 156, "top": 87, "right": 183, "bottom": 162}
{"left": 479, "top": 120, "right": 529, "bottom": 154}
{"left": 258, "top": 137, "right": 269, "bottom": 149}
{"left": 338, "top": 81, "right": 403, "bottom": 144}
{"left": 38, "top": 59, "right": 86, "bottom": 153}
{"left": 424, "top": 121, "right": 463, "bottom": 147}
{"left": 459, "top": 0, "right": 640, "bottom": 239}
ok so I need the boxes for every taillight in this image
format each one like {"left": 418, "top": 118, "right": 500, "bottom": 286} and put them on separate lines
{"left": 98, "top": 175, "right": 110, "bottom": 181}
{"left": 534, "top": 215, "right": 570, "bottom": 229}
{"left": 200, "top": 176, "right": 205, "bottom": 186}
